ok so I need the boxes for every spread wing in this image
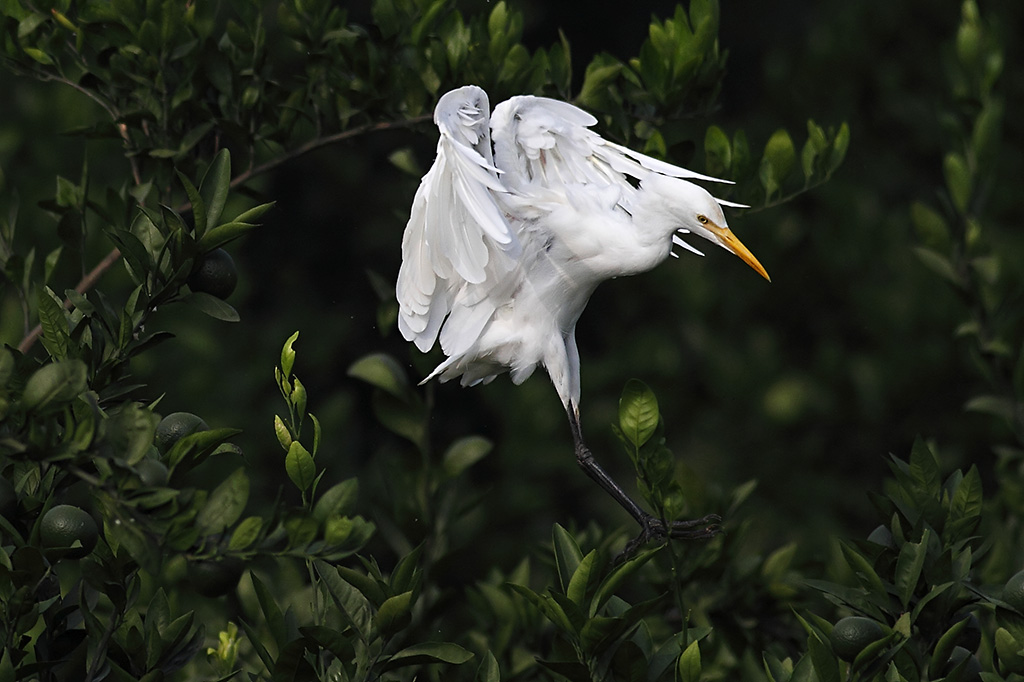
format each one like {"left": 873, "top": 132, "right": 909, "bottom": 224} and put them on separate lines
{"left": 490, "top": 95, "right": 737, "bottom": 209}
{"left": 396, "top": 86, "right": 520, "bottom": 355}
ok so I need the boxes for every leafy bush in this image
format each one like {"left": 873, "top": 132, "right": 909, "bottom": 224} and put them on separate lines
{"left": 0, "top": 0, "right": 1021, "bottom": 681}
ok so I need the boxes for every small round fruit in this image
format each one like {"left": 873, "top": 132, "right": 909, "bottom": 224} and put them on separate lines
{"left": 0, "top": 476, "right": 17, "bottom": 519}
{"left": 188, "top": 557, "right": 244, "bottom": 598}
{"left": 831, "top": 616, "right": 886, "bottom": 661}
{"left": 188, "top": 248, "right": 238, "bottom": 299}
{"left": 1004, "top": 570, "right": 1024, "bottom": 612}
{"left": 136, "top": 457, "right": 169, "bottom": 487}
{"left": 154, "top": 412, "right": 209, "bottom": 454}
{"left": 40, "top": 504, "right": 99, "bottom": 559}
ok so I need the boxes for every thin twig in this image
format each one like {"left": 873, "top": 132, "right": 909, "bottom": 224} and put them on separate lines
{"left": 16, "top": 115, "right": 431, "bottom": 353}
{"left": 227, "top": 116, "right": 430, "bottom": 191}
{"left": 17, "top": 247, "right": 122, "bottom": 353}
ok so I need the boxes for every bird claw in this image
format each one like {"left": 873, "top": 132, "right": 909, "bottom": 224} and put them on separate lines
{"left": 616, "top": 513, "right": 722, "bottom": 563}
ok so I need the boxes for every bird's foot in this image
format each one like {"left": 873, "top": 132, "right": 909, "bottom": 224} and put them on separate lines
{"left": 617, "top": 513, "right": 722, "bottom": 563}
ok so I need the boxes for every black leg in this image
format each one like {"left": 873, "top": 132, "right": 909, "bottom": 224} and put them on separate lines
{"left": 567, "top": 405, "right": 721, "bottom": 557}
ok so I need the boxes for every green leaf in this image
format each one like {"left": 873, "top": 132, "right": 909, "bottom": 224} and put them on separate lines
{"left": 566, "top": 550, "right": 598, "bottom": 606}
{"left": 38, "top": 286, "right": 69, "bottom": 361}
{"left": 197, "top": 221, "right": 257, "bottom": 252}
{"left": 908, "top": 437, "right": 940, "bottom": 501}
{"left": 228, "top": 516, "right": 263, "bottom": 551}
{"left": 109, "top": 403, "right": 159, "bottom": 465}
{"left": 618, "top": 379, "right": 659, "bottom": 449}
{"left": 840, "top": 541, "right": 886, "bottom": 595}
{"left": 928, "top": 616, "right": 969, "bottom": 677}
{"left": 382, "top": 642, "right": 474, "bottom": 671}
{"left": 176, "top": 170, "right": 206, "bottom": 236}
{"left": 894, "top": 528, "right": 929, "bottom": 608}
{"left": 336, "top": 566, "right": 387, "bottom": 607}
{"left": 995, "top": 628, "right": 1024, "bottom": 674}
{"left": 251, "top": 572, "right": 289, "bottom": 648}
{"left": 55, "top": 175, "right": 83, "bottom": 208}
{"left": 478, "top": 651, "right": 500, "bottom": 682}
{"left": 314, "top": 561, "right": 373, "bottom": 639}
{"left": 801, "top": 137, "right": 817, "bottom": 182}
{"left": 828, "top": 122, "right": 850, "bottom": 173}
{"left": 0, "top": 646, "right": 14, "bottom": 682}
{"left": 165, "top": 427, "right": 241, "bottom": 473}
{"left": 201, "top": 149, "right": 231, "bottom": 229}
{"left": 704, "top": 125, "right": 731, "bottom": 178}
{"left": 965, "top": 394, "right": 1015, "bottom": 423}
{"left": 23, "top": 47, "right": 54, "bottom": 66}
{"left": 808, "top": 631, "right": 839, "bottom": 682}
{"left": 591, "top": 547, "right": 658, "bottom": 614}
{"left": 577, "top": 61, "right": 623, "bottom": 109}
{"left": 310, "top": 414, "right": 322, "bottom": 455}
{"left": 280, "top": 331, "right": 299, "bottom": 378}
{"left": 910, "top": 202, "right": 950, "bottom": 251}
{"left": 274, "top": 414, "right": 292, "bottom": 451}
{"left": 22, "top": 359, "right": 87, "bottom": 412}
{"left": 239, "top": 620, "right": 274, "bottom": 673}
{"left": 181, "top": 292, "right": 239, "bottom": 322}
{"left": 232, "top": 201, "right": 276, "bottom": 224}
{"left": 943, "top": 152, "right": 972, "bottom": 213}
{"left": 372, "top": 0, "right": 402, "bottom": 39}
{"left": 313, "top": 479, "right": 359, "bottom": 522}
{"left": 347, "top": 353, "right": 411, "bottom": 399}
{"left": 508, "top": 583, "right": 576, "bottom": 634}
{"left": 290, "top": 377, "right": 307, "bottom": 420}
{"left": 552, "top": 523, "right": 583, "bottom": 594}
{"left": 286, "top": 441, "right": 316, "bottom": 493}
{"left": 913, "top": 247, "right": 964, "bottom": 288}
{"left": 677, "top": 639, "right": 701, "bottom": 682}
{"left": 374, "top": 591, "right": 413, "bottom": 637}
{"left": 949, "top": 464, "right": 983, "bottom": 522}
{"left": 371, "top": 391, "right": 428, "bottom": 450}
{"left": 763, "top": 652, "right": 792, "bottom": 682}
{"left": 971, "top": 99, "right": 1003, "bottom": 164}
{"left": 442, "top": 436, "right": 492, "bottom": 478}
{"left": 391, "top": 543, "right": 423, "bottom": 594}
{"left": 759, "top": 129, "right": 796, "bottom": 199}
{"left": 196, "top": 467, "right": 250, "bottom": 535}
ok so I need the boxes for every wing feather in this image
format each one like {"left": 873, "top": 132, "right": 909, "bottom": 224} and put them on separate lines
{"left": 396, "top": 85, "right": 520, "bottom": 355}
{"left": 491, "top": 95, "right": 733, "bottom": 212}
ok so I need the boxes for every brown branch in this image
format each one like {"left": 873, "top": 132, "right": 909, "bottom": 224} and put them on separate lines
{"left": 16, "top": 115, "right": 431, "bottom": 353}
{"left": 17, "top": 247, "right": 122, "bottom": 354}
{"left": 227, "top": 115, "right": 430, "bottom": 190}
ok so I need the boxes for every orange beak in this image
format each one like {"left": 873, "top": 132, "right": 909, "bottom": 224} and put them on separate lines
{"left": 708, "top": 223, "right": 771, "bottom": 282}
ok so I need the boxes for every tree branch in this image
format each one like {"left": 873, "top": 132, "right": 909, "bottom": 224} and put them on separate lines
{"left": 16, "top": 115, "right": 431, "bottom": 353}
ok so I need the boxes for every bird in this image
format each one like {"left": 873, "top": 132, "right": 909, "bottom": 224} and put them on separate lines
{"left": 396, "top": 85, "right": 769, "bottom": 550}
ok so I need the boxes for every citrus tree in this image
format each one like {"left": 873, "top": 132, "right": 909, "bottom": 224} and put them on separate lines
{"left": 1, "top": 0, "right": 1022, "bottom": 681}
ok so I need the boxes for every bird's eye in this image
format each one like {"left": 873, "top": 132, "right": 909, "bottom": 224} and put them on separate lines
{"left": 697, "top": 214, "right": 709, "bottom": 224}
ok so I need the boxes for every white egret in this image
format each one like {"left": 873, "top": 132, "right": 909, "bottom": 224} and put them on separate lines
{"left": 396, "top": 85, "right": 769, "bottom": 548}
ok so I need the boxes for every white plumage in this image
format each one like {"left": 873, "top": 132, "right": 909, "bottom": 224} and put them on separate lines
{"left": 397, "top": 85, "right": 768, "bottom": 412}
{"left": 395, "top": 85, "right": 769, "bottom": 547}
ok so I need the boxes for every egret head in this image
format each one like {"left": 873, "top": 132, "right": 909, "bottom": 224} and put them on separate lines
{"left": 639, "top": 174, "right": 770, "bottom": 281}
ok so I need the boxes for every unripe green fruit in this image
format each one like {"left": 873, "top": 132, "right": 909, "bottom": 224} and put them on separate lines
{"left": 154, "top": 412, "right": 209, "bottom": 454}
{"left": 188, "top": 248, "right": 238, "bottom": 299}
{"left": 831, "top": 616, "right": 886, "bottom": 661}
{"left": 188, "top": 557, "right": 245, "bottom": 597}
{"left": 40, "top": 504, "right": 99, "bottom": 559}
